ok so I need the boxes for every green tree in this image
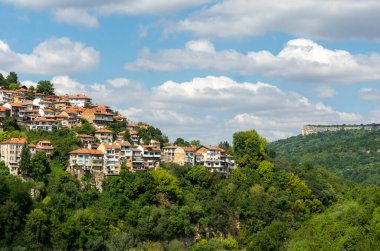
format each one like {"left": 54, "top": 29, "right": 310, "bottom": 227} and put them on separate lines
{"left": 24, "top": 209, "right": 50, "bottom": 249}
{"left": 28, "top": 85, "right": 35, "bottom": 91}
{"left": 190, "top": 139, "right": 201, "bottom": 147}
{"left": 30, "top": 152, "right": 51, "bottom": 182}
{"left": 0, "top": 73, "right": 7, "bottom": 86}
{"left": 233, "top": 130, "right": 268, "bottom": 168}
{"left": 75, "top": 119, "right": 96, "bottom": 135}
{"left": 123, "top": 130, "right": 132, "bottom": 143}
{"left": 36, "top": 80, "right": 54, "bottom": 95}
{"left": 19, "top": 143, "right": 32, "bottom": 177}
{"left": 6, "top": 72, "right": 18, "bottom": 85}
{"left": 174, "top": 138, "right": 190, "bottom": 147}
{"left": 3, "top": 117, "right": 20, "bottom": 131}
{"left": 0, "top": 161, "right": 9, "bottom": 176}
{"left": 218, "top": 141, "right": 231, "bottom": 152}
{"left": 8, "top": 83, "right": 19, "bottom": 90}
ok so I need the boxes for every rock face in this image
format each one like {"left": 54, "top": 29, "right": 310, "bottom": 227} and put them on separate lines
{"left": 301, "top": 124, "right": 380, "bottom": 136}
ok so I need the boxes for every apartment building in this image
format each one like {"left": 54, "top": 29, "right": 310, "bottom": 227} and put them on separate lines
{"left": 137, "top": 145, "right": 161, "bottom": 169}
{"left": 0, "top": 138, "right": 27, "bottom": 175}
{"left": 98, "top": 142, "right": 121, "bottom": 175}
{"left": 68, "top": 93, "right": 92, "bottom": 107}
{"left": 195, "top": 146, "right": 235, "bottom": 174}
{"left": 68, "top": 148, "right": 104, "bottom": 173}
{"left": 29, "top": 117, "right": 59, "bottom": 131}
{"left": 95, "top": 129, "right": 113, "bottom": 143}
{"left": 81, "top": 107, "right": 114, "bottom": 129}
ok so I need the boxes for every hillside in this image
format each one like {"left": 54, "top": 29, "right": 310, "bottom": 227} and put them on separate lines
{"left": 269, "top": 129, "right": 380, "bottom": 185}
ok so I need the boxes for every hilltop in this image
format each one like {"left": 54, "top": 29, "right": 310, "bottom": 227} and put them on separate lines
{"left": 269, "top": 129, "right": 380, "bottom": 185}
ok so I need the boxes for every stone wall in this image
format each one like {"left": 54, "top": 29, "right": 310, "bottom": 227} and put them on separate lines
{"left": 301, "top": 124, "right": 380, "bottom": 136}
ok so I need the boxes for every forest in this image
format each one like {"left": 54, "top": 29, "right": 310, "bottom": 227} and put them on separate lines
{"left": 1, "top": 126, "right": 380, "bottom": 250}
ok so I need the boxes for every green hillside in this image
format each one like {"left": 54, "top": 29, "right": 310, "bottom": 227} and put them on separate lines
{"left": 269, "top": 129, "right": 380, "bottom": 185}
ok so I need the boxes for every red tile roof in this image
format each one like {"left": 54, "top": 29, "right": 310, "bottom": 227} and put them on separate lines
{"left": 1, "top": 138, "right": 27, "bottom": 144}
{"left": 69, "top": 93, "right": 91, "bottom": 100}
{"left": 69, "top": 148, "right": 103, "bottom": 155}
{"left": 95, "top": 129, "right": 113, "bottom": 133}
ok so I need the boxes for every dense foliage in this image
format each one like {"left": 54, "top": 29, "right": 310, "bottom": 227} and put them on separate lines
{"left": 269, "top": 129, "right": 380, "bottom": 185}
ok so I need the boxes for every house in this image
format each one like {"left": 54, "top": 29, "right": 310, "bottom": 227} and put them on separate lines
{"left": 127, "top": 123, "right": 140, "bottom": 131}
{"left": 194, "top": 146, "right": 235, "bottom": 174}
{"left": 162, "top": 145, "right": 178, "bottom": 162}
{"left": 113, "top": 115, "right": 126, "bottom": 122}
{"left": 0, "top": 106, "right": 11, "bottom": 131}
{"left": 81, "top": 107, "right": 114, "bottom": 129}
{"left": 77, "top": 134, "right": 95, "bottom": 147}
{"left": 29, "top": 117, "right": 59, "bottom": 131}
{"left": 35, "top": 140, "right": 54, "bottom": 156}
{"left": 0, "top": 138, "right": 27, "bottom": 175}
{"left": 68, "top": 148, "right": 104, "bottom": 173}
{"left": 137, "top": 145, "right": 161, "bottom": 169}
{"left": 131, "top": 149, "right": 145, "bottom": 172}
{"left": 95, "top": 129, "right": 113, "bottom": 143}
{"left": 0, "top": 90, "right": 16, "bottom": 103}
{"left": 129, "top": 130, "right": 140, "bottom": 145}
{"left": 3, "top": 102, "right": 24, "bottom": 117}
{"left": 98, "top": 142, "right": 122, "bottom": 175}
{"left": 68, "top": 93, "right": 92, "bottom": 107}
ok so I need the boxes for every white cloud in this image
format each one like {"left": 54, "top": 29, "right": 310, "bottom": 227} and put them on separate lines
{"left": 359, "top": 88, "right": 380, "bottom": 101}
{"left": 0, "top": 0, "right": 211, "bottom": 27}
{"left": 316, "top": 86, "right": 336, "bottom": 99}
{"left": 20, "top": 80, "right": 37, "bottom": 88}
{"left": 53, "top": 9, "right": 99, "bottom": 28}
{"left": 0, "top": 37, "right": 99, "bottom": 75}
{"left": 48, "top": 75, "right": 367, "bottom": 142}
{"left": 126, "top": 38, "right": 380, "bottom": 84}
{"left": 173, "top": 0, "right": 380, "bottom": 40}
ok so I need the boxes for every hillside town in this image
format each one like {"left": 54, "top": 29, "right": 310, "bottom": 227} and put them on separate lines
{"left": 0, "top": 84, "right": 236, "bottom": 182}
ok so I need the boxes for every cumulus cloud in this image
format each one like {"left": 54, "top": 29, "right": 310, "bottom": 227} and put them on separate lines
{"left": 48, "top": 75, "right": 366, "bottom": 142}
{"left": 173, "top": 0, "right": 380, "bottom": 40}
{"left": 20, "top": 80, "right": 37, "bottom": 88}
{"left": 359, "top": 88, "right": 380, "bottom": 101}
{"left": 316, "top": 86, "right": 336, "bottom": 99}
{"left": 0, "top": 37, "right": 99, "bottom": 75}
{"left": 0, "top": 0, "right": 211, "bottom": 27}
{"left": 126, "top": 39, "right": 380, "bottom": 84}
{"left": 53, "top": 9, "right": 99, "bottom": 28}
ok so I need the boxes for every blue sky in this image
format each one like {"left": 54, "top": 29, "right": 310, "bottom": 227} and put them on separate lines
{"left": 1, "top": 0, "right": 380, "bottom": 143}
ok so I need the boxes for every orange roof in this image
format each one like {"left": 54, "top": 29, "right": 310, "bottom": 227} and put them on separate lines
{"left": 129, "top": 130, "right": 139, "bottom": 135}
{"left": 1, "top": 138, "right": 27, "bottom": 144}
{"left": 70, "top": 148, "right": 103, "bottom": 155}
{"left": 140, "top": 145, "right": 161, "bottom": 151}
{"left": 0, "top": 106, "right": 10, "bottom": 111}
{"left": 206, "top": 145, "right": 226, "bottom": 152}
{"left": 44, "top": 109, "right": 54, "bottom": 112}
{"left": 69, "top": 93, "right": 91, "bottom": 100}
{"left": 183, "top": 146, "right": 198, "bottom": 152}
{"left": 9, "top": 103, "right": 25, "bottom": 107}
{"left": 95, "top": 129, "right": 113, "bottom": 133}
{"left": 32, "top": 117, "right": 58, "bottom": 122}
{"left": 102, "top": 143, "right": 121, "bottom": 149}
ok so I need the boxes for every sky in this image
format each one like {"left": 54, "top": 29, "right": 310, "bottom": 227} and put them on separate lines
{"left": 1, "top": 0, "right": 380, "bottom": 144}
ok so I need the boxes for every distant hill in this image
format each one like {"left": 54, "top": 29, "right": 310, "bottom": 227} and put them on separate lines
{"left": 269, "top": 129, "right": 380, "bottom": 185}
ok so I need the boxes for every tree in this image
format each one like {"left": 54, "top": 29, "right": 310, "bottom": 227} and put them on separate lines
{"left": 19, "top": 143, "right": 32, "bottom": 177}
{"left": 232, "top": 130, "right": 268, "bottom": 169}
{"left": 190, "top": 139, "right": 201, "bottom": 147}
{"left": 0, "top": 73, "right": 7, "bottom": 86}
{"left": 28, "top": 85, "right": 35, "bottom": 91}
{"left": 3, "top": 117, "right": 21, "bottom": 131}
{"left": 24, "top": 209, "right": 50, "bottom": 249}
{"left": 123, "top": 130, "right": 132, "bottom": 143}
{"left": 0, "top": 161, "right": 9, "bottom": 176}
{"left": 30, "top": 152, "right": 51, "bottom": 182}
{"left": 8, "top": 83, "right": 19, "bottom": 91}
{"left": 174, "top": 138, "right": 190, "bottom": 147}
{"left": 75, "top": 119, "right": 96, "bottom": 135}
{"left": 6, "top": 72, "right": 18, "bottom": 85}
{"left": 36, "top": 80, "right": 54, "bottom": 95}
{"left": 218, "top": 141, "right": 231, "bottom": 153}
